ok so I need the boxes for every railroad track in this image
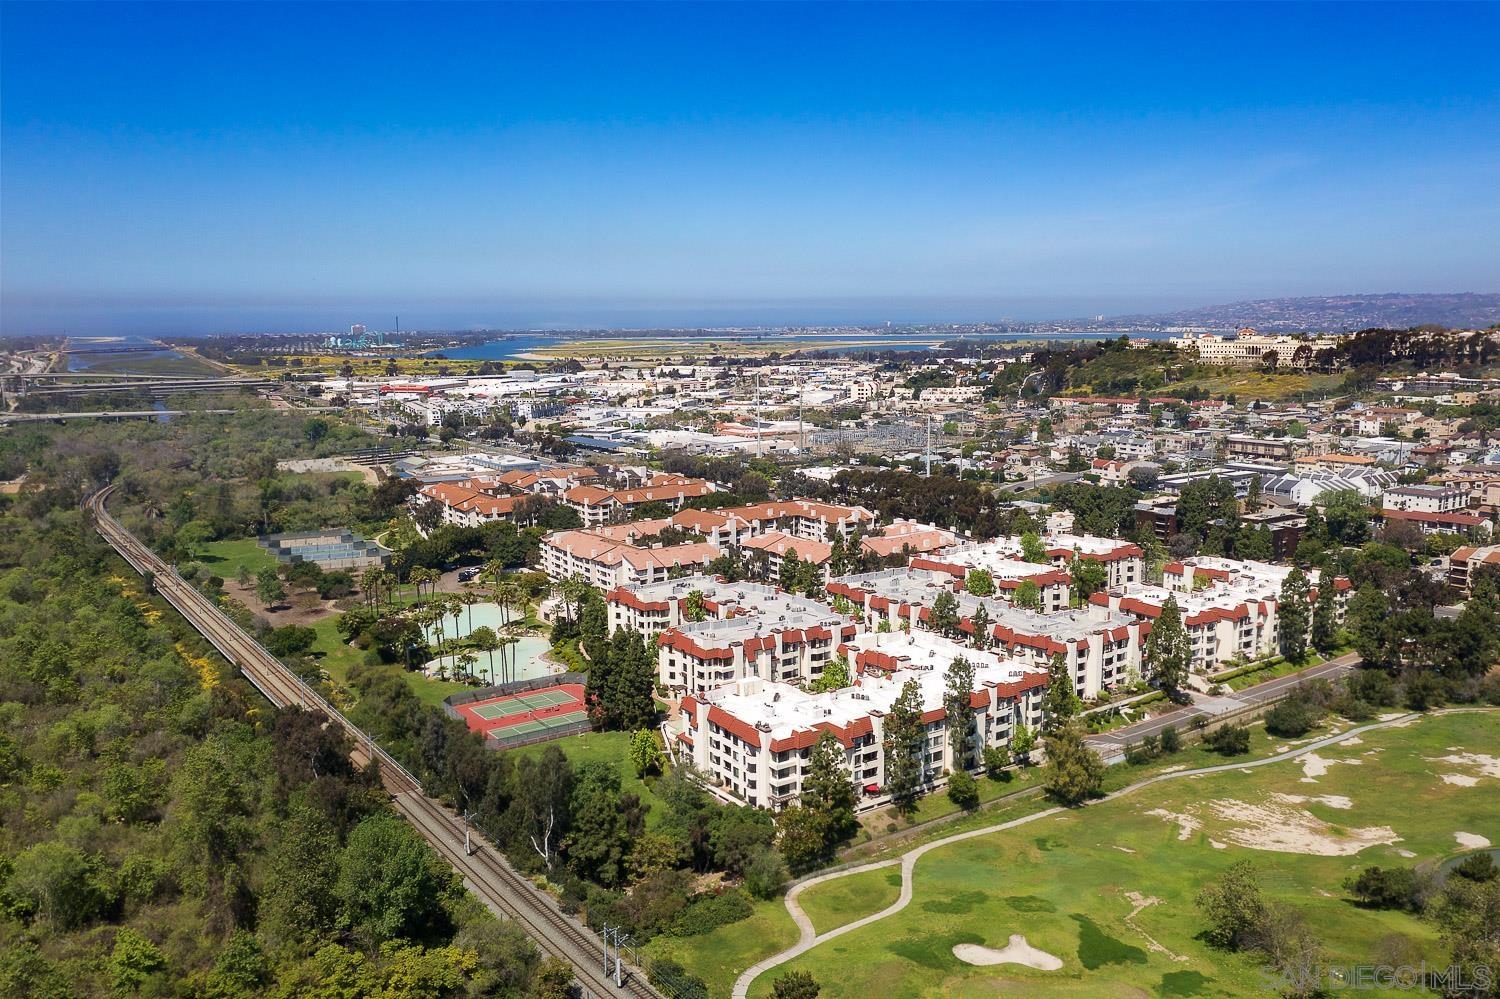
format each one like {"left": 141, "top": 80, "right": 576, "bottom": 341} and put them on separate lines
{"left": 88, "top": 485, "right": 658, "bottom": 999}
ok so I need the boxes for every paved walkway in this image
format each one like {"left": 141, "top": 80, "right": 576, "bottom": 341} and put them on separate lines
{"left": 732, "top": 704, "right": 1446, "bottom": 999}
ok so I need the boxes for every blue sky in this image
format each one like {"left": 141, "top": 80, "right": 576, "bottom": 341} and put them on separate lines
{"left": 3, "top": 1, "right": 1498, "bottom": 334}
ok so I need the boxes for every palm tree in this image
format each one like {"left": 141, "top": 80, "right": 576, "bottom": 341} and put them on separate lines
{"left": 461, "top": 588, "right": 480, "bottom": 634}
{"left": 360, "top": 566, "right": 384, "bottom": 611}
{"left": 447, "top": 597, "right": 464, "bottom": 644}
{"left": 498, "top": 580, "right": 524, "bottom": 628}
{"left": 457, "top": 652, "right": 478, "bottom": 684}
{"left": 471, "top": 626, "right": 500, "bottom": 686}
{"left": 503, "top": 635, "right": 520, "bottom": 684}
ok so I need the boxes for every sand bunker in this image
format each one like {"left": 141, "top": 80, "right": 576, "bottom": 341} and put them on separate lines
{"left": 1147, "top": 808, "right": 1201, "bottom": 841}
{"left": 1210, "top": 799, "right": 1400, "bottom": 856}
{"left": 953, "top": 935, "right": 1063, "bottom": 971}
{"left": 1427, "top": 753, "right": 1500, "bottom": 780}
{"left": 1455, "top": 832, "right": 1492, "bottom": 850}
{"left": 1299, "top": 753, "right": 1363, "bottom": 779}
{"left": 1122, "top": 891, "right": 1189, "bottom": 963}
{"left": 1274, "top": 792, "right": 1354, "bottom": 810}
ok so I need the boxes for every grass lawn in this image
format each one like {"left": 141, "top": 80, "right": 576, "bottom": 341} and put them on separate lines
{"left": 646, "top": 898, "right": 801, "bottom": 995}
{"left": 511, "top": 729, "right": 672, "bottom": 830}
{"left": 749, "top": 711, "right": 1499, "bottom": 999}
{"left": 1158, "top": 370, "right": 1344, "bottom": 401}
{"left": 191, "top": 537, "right": 278, "bottom": 581}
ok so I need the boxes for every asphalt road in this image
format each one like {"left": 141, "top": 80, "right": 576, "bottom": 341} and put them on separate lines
{"left": 1087, "top": 652, "right": 1360, "bottom": 758}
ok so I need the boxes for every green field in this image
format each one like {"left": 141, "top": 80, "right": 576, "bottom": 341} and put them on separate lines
{"left": 1160, "top": 370, "right": 1344, "bottom": 401}
{"left": 745, "top": 711, "right": 1498, "bottom": 999}
{"left": 191, "top": 536, "right": 278, "bottom": 580}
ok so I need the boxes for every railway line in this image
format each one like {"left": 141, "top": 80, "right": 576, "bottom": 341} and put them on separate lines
{"left": 87, "top": 485, "right": 658, "bottom": 999}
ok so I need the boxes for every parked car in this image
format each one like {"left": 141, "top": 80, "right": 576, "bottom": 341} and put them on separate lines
{"left": 457, "top": 567, "right": 481, "bottom": 582}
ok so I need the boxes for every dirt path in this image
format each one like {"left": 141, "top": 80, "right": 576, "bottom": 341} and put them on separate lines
{"left": 732, "top": 710, "right": 1489, "bottom": 999}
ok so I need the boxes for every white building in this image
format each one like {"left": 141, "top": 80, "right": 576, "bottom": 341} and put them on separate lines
{"left": 677, "top": 630, "right": 1047, "bottom": 810}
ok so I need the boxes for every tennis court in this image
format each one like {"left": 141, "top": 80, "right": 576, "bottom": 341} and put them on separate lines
{"left": 454, "top": 682, "right": 590, "bottom": 746}
{"left": 470, "top": 688, "right": 577, "bottom": 720}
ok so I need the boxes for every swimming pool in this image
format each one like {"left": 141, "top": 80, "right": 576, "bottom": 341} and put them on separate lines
{"left": 424, "top": 634, "right": 554, "bottom": 684}
{"left": 421, "top": 600, "right": 524, "bottom": 644}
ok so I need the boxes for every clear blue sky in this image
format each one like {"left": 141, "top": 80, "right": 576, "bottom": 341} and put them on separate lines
{"left": 3, "top": 1, "right": 1498, "bottom": 334}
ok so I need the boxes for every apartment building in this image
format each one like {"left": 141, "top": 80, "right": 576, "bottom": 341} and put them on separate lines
{"left": 720, "top": 498, "right": 877, "bottom": 541}
{"left": 539, "top": 529, "right": 720, "bottom": 588}
{"left": 1382, "top": 485, "right": 1470, "bottom": 515}
{"left": 738, "top": 532, "right": 833, "bottom": 582}
{"left": 1092, "top": 558, "right": 1349, "bottom": 672}
{"left": 562, "top": 474, "right": 717, "bottom": 526}
{"left": 656, "top": 604, "right": 859, "bottom": 695}
{"left": 1448, "top": 544, "right": 1500, "bottom": 595}
{"left": 416, "top": 482, "right": 526, "bottom": 529}
{"left": 857, "top": 520, "right": 961, "bottom": 560}
{"left": 823, "top": 567, "right": 1140, "bottom": 698}
{"left": 1375, "top": 507, "right": 1491, "bottom": 538}
{"left": 676, "top": 631, "right": 1047, "bottom": 810}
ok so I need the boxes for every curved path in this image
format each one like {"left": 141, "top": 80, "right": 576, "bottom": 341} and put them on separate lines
{"left": 735, "top": 710, "right": 1471, "bottom": 998}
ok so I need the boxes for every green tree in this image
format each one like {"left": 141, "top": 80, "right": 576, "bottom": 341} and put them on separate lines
{"left": 946, "top": 769, "right": 979, "bottom": 810}
{"left": 1319, "top": 489, "right": 1372, "bottom": 545}
{"left": 1196, "top": 860, "right": 1269, "bottom": 950}
{"left": 1069, "top": 557, "right": 1108, "bottom": 604}
{"left": 801, "top": 731, "right": 857, "bottom": 848}
{"left": 1012, "top": 579, "right": 1042, "bottom": 610}
{"left": 255, "top": 566, "right": 287, "bottom": 607}
{"left": 682, "top": 589, "right": 708, "bottom": 622}
{"left": 1144, "top": 594, "right": 1192, "bottom": 696}
{"left": 964, "top": 568, "right": 994, "bottom": 597}
{"left": 1041, "top": 722, "right": 1104, "bottom": 805}
{"left": 204, "top": 931, "right": 270, "bottom": 999}
{"left": 1011, "top": 724, "right": 1036, "bottom": 765}
{"left": 109, "top": 928, "right": 166, "bottom": 994}
{"left": 943, "top": 657, "right": 978, "bottom": 769}
{"left": 1278, "top": 568, "right": 1311, "bottom": 663}
{"left": 1020, "top": 531, "right": 1048, "bottom": 564}
{"left": 628, "top": 729, "right": 664, "bottom": 778}
{"left": 6, "top": 841, "right": 112, "bottom": 929}
{"left": 336, "top": 814, "right": 451, "bottom": 944}
{"left": 1041, "top": 651, "right": 1080, "bottom": 731}
{"left": 928, "top": 590, "right": 961, "bottom": 639}
{"left": 772, "top": 970, "right": 821, "bottom": 999}
{"left": 882, "top": 679, "right": 926, "bottom": 813}
{"left": 566, "top": 761, "right": 634, "bottom": 887}
{"left": 1311, "top": 578, "right": 1339, "bottom": 652}
{"left": 970, "top": 602, "right": 991, "bottom": 649}
{"left": 257, "top": 803, "right": 340, "bottom": 956}
{"left": 810, "top": 654, "right": 850, "bottom": 692}
{"left": 982, "top": 745, "right": 1011, "bottom": 779}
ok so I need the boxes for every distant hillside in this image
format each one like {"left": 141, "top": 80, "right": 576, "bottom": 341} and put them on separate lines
{"left": 1114, "top": 292, "right": 1500, "bottom": 333}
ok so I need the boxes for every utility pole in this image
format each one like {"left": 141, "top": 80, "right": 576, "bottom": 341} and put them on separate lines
{"left": 925, "top": 414, "right": 932, "bottom": 477}
{"left": 461, "top": 809, "right": 477, "bottom": 856}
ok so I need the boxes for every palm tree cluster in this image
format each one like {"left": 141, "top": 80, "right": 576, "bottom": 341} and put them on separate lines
{"left": 348, "top": 561, "right": 533, "bottom": 686}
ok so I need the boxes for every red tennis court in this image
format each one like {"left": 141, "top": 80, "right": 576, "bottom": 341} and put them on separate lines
{"left": 455, "top": 682, "right": 589, "bottom": 745}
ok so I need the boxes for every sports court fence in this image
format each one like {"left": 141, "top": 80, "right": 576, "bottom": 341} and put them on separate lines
{"left": 443, "top": 671, "right": 592, "bottom": 750}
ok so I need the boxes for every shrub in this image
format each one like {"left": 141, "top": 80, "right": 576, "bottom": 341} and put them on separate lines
{"left": 649, "top": 959, "right": 708, "bottom": 999}
{"left": 982, "top": 745, "right": 1012, "bottom": 780}
{"left": 1205, "top": 724, "right": 1250, "bottom": 756}
{"left": 1159, "top": 725, "right": 1181, "bottom": 753}
{"left": 742, "top": 847, "right": 789, "bottom": 900}
{"left": 1453, "top": 853, "right": 1498, "bottom": 883}
{"left": 946, "top": 770, "right": 979, "bottom": 810}
{"left": 673, "top": 888, "right": 753, "bottom": 937}
{"left": 1344, "top": 866, "right": 1429, "bottom": 912}
{"left": 1264, "top": 698, "right": 1318, "bottom": 737}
